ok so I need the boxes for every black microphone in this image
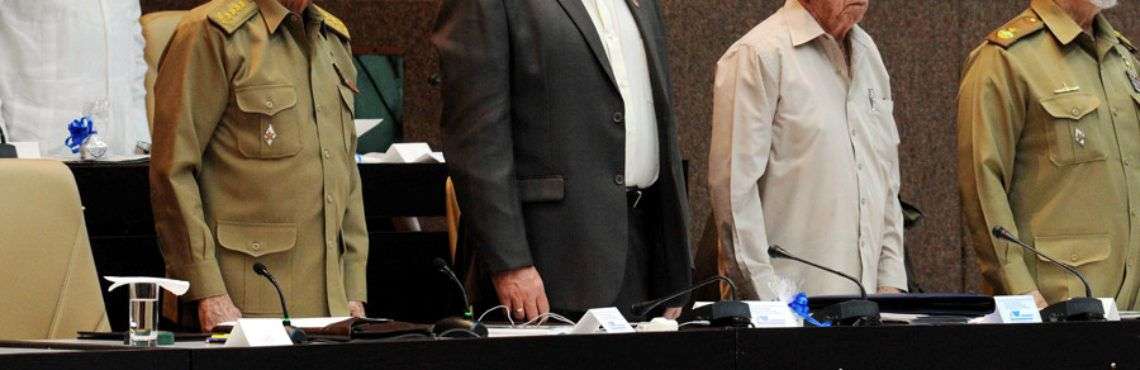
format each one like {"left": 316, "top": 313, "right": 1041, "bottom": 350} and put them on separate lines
{"left": 630, "top": 276, "right": 737, "bottom": 318}
{"left": 768, "top": 245, "right": 867, "bottom": 299}
{"left": 991, "top": 227, "right": 1105, "bottom": 322}
{"left": 0, "top": 122, "right": 16, "bottom": 158}
{"left": 430, "top": 258, "right": 487, "bottom": 338}
{"left": 252, "top": 262, "right": 308, "bottom": 344}
{"left": 632, "top": 276, "right": 751, "bottom": 328}
{"left": 768, "top": 245, "right": 881, "bottom": 326}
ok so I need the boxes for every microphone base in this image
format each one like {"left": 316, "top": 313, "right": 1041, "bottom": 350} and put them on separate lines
{"left": 0, "top": 144, "right": 16, "bottom": 158}
{"left": 687, "top": 301, "right": 752, "bottom": 328}
{"left": 813, "top": 299, "right": 881, "bottom": 326}
{"left": 1040, "top": 297, "right": 1106, "bottom": 322}
{"left": 285, "top": 326, "right": 308, "bottom": 344}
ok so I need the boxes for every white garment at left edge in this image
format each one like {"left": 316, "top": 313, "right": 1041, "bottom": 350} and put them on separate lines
{"left": 0, "top": 0, "right": 149, "bottom": 158}
{"left": 709, "top": 0, "right": 906, "bottom": 300}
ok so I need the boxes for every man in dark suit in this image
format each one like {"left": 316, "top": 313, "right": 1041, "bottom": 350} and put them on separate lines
{"left": 433, "top": 0, "right": 693, "bottom": 321}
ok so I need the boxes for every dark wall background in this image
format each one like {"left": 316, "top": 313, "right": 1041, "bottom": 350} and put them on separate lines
{"left": 141, "top": 0, "right": 1140, "bottom": 294}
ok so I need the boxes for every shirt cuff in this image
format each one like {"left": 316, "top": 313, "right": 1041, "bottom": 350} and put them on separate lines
{"left": 344, "top": 258, "right": 368, "bottom": 302}
{"left": 168, "top": 261, "right": 227, "bottom": 301}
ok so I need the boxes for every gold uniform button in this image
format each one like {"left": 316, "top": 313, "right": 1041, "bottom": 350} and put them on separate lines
{"left": 326, "top": 195, "right": 334, "bottom": 203}
{"left": 1071, "top": 108, "right": 1081, "bottom": 116}
{"left": 251, "top": 242, "right": 262, "bottom": 251}
{"left": 265, "top": 100, "right": 275, "bottom": 109}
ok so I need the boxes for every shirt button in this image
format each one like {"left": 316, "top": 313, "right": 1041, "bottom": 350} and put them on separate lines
{"left": 250, "top": 242, "right": 262, "bottom": 251}
{"left": 1113, "top": 108, "right": 1120, "bottom": 116}
{"left": 323, "top": 149, "right": 331, "bottom": 159}
{"left": 614, "top": 174, "right": 625, "bottom": 186}
{"left": 860, "top": 198, "right": 867, "bottom": 205}
{"left": 857, "top": 163, "right": 864, "bottom": 171}
{"left": 326, "top": 195, "right": 334, "bottom": 203}
{"left": 265, "top": 100, "right": 275, "bottom": 109}
{"left": 1071, "top": 108, "right": 1081, "bottom": 116}
{"left": 328, "top": 239, "right": 336, "bottom": 247}
{"left": 613, "top": 112, "right": 625, "bottom": 124}
{"left": 316, "top": 104, "right": 323, "bottom": 113}
{"left": 850, "top": 130, "right": 857, "bottom": 137}
{"left": 1070, "top": 254, "right": 1079, "bottom": 263}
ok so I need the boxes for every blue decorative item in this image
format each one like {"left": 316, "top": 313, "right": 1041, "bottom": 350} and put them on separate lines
{"left": 789, "top": 292, "right": 831, "bottom": 327}
{"left": 65, "top": 116, "right": 96, "bottom": 154}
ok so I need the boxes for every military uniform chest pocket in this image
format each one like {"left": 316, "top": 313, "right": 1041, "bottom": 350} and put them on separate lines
{"left": 1040, "top": 92, "right": 1106, "bottom": 166}
{"left": 234, "top": 85, "right": 302, "bottom": 159}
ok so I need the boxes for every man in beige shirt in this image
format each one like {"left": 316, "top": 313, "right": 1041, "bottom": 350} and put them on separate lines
{"left": 710, "top": 0, "right": 906, "bottom": 300}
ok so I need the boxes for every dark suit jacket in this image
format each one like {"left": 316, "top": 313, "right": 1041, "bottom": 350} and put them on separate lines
{"left": 432, "top": 0, "right": 693, "bottom": 312}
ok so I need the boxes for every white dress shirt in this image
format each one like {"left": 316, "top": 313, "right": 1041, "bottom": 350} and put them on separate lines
{"left": 709, "top": 0, "right": 906, "bottom": 299}
{"left": 0, "top": 0, "right": 149, "bottom": 158}
{"left": 581, "top": 0, "right": 660, "bottom": 189}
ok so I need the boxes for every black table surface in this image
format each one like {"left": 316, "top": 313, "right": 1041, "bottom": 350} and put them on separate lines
{"left": 3, "top": 322, "right": 1140, "bottom": 370}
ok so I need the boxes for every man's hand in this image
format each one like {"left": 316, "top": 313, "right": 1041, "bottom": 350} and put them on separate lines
{"left": 1031, "top": 290, "right": 1048, "bottom": 309}
{"left": 348, "top": 301, "right": 366, "bottom": 318}
{"left": 876, "top": 286, "right": 904, "bottom": 294}
{"left": 492, "top": 266, "right": 550, "bottom": 322}
{"left": 663, "top": 307, "right": 683, "bottom": 320}
{"left": 198, "top": 294, "right": 242, "bottom": 332}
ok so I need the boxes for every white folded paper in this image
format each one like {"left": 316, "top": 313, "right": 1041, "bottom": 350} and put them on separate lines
{"left": 357, "top": 142, "right": 444, "bottom": 164}
{"left": 105, "top": 276, "right": 189, "bottom": 296}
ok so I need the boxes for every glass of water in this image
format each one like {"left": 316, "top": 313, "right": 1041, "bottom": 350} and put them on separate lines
{"left": 128, "top": 282, "right": 160, "bottom": 347}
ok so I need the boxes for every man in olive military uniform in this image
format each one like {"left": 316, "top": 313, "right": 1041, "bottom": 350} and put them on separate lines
{"left": 151, "top": 0, "right": 367, "bottom": 330}
{"left": 959, "top": 0, "right": 1140, "bottom": 310}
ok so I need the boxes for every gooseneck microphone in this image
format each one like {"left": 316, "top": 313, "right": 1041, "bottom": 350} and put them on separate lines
{"left": 430, "top": 258, "right": 487, "bottom": 338}
{"left": 768, "top": 245, "right": 868, "bottom": 299}
{"left": 991, "top": 227, "right": 1105, "bottom": 322}
{"left": 252, "top": 262, "right": 308, "bottom": 344}
{"left": 768, "top": 245, "right": 881, "bottom": 326}
{"left": 630, "top": 276, "right": 738, "bottom": 320}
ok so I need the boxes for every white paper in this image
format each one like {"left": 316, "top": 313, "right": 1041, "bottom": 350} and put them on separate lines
{"left": 745, "top": 301, "right": 801, "bottom": 328}
{"left": 225, "top": 319, "right": 293, "bottom": 347}
{"left": 357, "top": 143, "right": 445, "bottom": 164}
{"left": 1100, "top": 298, "right": 1122, "bottom": 321}
{"left": 990, "top": 295, "right": 1042, "bottom": 324}
{"left": 571, "top": 307, "right": 634, "bottom": 334}
{"left": 486, "top": 326, "right": 573, "bottom": 338}
{"left": 105, "top": 276, "right": 189, "bottom": 296}
{"left": 289, "top": 317, "right": 353, "bottom": 329}
{"left": 10, "top": 142, "right": 40, "bottom": 159}
{"left": 354, "top": 119, "right": 383, "bottom": 136}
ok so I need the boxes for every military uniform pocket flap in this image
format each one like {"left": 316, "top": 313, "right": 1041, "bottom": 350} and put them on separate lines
{"left": 1033, "top": 234, "right": 1111, "bottom": 267}
{"left": 518, "top": 176, "right": 565, "bottom": 203}
{"left": 1040, "top": 92, "right": 1101, "bottom": 120}
{"left": 235, "top": 85, "right": 297, "bottom": 116}
{"left": 216, "top": 221, "right": 298, "bottom": 258}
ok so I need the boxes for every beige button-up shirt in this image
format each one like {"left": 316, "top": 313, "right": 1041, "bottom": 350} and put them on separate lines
{"left": 581, "top": 0, "right": 660, "bottom": 188}
{"left": 710, "top": 0, "right": 906, "bottom": 299}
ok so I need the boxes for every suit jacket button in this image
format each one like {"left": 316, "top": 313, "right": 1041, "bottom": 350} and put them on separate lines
{"left": 250, "top": 242, "right": 262, "bottom": 251}
{"left": 613, "top": 112, "right": 624, "bottom": 124}
{"left": 614, "top": 174, "right": 625, "bottom": 186}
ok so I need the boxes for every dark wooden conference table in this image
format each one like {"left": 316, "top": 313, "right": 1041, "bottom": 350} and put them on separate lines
{"left": 2, "top": 321, "right": 1140, "bottom": 370}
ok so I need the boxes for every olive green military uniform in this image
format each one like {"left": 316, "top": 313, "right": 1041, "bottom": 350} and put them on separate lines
{"left": 959, "top": 0, "right": 1140, "bottom": 309}
{"left": 150, "top": 0, "right": 367, "bottom": 317}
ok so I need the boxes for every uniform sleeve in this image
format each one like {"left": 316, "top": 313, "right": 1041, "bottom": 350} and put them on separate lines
{"left": 150, "top": 19, "right": 231, "bottom": 301}
{"left": 340, "top": 45, "right": 369, "bottom": 302}
{"left": 709, "top": 44, "right": 780, "bottom": 300}
{"left": 877, "top": 134, "right": 907, "bottom": 291}
{"left": 431, "top": 0, "right": 533, "bottom": 272}
{"left": 957, "top": 46, "right": 1037, "bottom": 295}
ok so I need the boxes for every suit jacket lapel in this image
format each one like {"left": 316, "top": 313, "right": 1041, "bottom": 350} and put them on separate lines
{"left": 555, "top": 0, "right": 618, "bottom": 90}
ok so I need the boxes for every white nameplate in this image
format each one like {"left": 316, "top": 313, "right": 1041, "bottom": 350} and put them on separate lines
{"left": 1100, "top": 298, "right": 1122, "bottom": 321}
{"left": 225, "top": 318, "right": 294, "bottom": 347}
{"left": 993, "top": 295, "right": 1042, "bottom": 324}
{"left": 11, "top": 142, "right": 41, "bottom": 159}
{"left": 745, "top": 301, "right": 801, "bottom": 328}
{"left": 571, "top": 307, "right": 635, "bottom": 334}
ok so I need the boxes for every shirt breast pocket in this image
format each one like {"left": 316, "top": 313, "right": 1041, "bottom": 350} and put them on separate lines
{"left": 334, "top": 62, "right": 358, "bottom": 155}
{"left": 233, "top": 84, "right": 302, "bottom": 159}
{"left": 1039, "top": 92, "right": 1106, "bottom": 166}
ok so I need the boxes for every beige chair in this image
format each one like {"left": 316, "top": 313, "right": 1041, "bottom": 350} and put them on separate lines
{"left": 141, "top": 11, "right": 187, "bottom": 131}
{"left": 0, "top": 160, "right": 109, "bottom": 339}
